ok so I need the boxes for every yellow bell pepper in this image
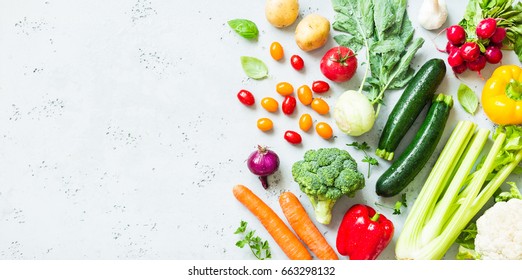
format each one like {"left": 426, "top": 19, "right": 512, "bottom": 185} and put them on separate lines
{"left": 482, "top": 65, "right": 522, "bottom": 125}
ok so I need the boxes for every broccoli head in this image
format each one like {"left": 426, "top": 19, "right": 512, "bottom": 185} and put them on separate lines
{"left": 292, "top": 148, "right": 365, "bottom": 224}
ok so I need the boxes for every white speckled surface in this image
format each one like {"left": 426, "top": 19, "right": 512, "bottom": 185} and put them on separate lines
{"left": 0, "top": 0, "right": 519, "bottom": 260}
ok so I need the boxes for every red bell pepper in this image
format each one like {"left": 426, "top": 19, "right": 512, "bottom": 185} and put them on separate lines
{"left": 336, "top": 204, "right": 394, "bottom": 260}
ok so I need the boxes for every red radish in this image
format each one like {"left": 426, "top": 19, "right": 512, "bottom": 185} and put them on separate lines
{"left": 448, "top": 49, "right": 464, "bottom": 67}
{"left": 446, "top": 41, "right": 459, "bottom": 54}
{"left": 485, "top": 46, "right": 503, "bottom": 64}
{"left": 446, "top": 25, "right": 466, "bottom": 45}
{"left": 467, "top": 55, "right": 487, "bottom": 75}
{"left": 460, "top": 42, "right": 480, "bottom": 62}
{"left": 476, "top": 18, "right": 497, "bottom": 39}
{"left": 452, "top": 62, "right": 468, "bottom": 74}
{"left": 490, "top": 27, "right": 506, "bottom": 44}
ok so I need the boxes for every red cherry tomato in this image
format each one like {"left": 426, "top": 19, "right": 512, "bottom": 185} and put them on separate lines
{"left": 290, "top": 55, "right": 304, "bottom": 71}
{"left": 282, "top": 95, "right": 297, "bottom": 115}
{"left": 320, "top": 46, "right": 358, "bottom": 82}
{"left": 284, "top": 130, "right": 302, "bottom": 144}
{"left": 237, "top": 89, "right": 255, "bottom": 106}
{"left": 312, "top": 80, "right": 330, "bottom": 93}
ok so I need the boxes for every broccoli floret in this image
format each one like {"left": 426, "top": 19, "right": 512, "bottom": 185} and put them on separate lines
{"left": 292, "top": 148, "right": 365, "bottom": 224}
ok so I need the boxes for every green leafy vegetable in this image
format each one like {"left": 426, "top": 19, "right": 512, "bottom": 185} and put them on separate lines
{"left": 331, "top": 0, "right": 424, "bottom": 116}
{"left": 459, "top": 0, "right": 522, "bottom": 62}
{"left": 234, "top": 220, "right": 271, "bottom": 260}
{"left": 495, "top": 182, "right": 522, "bottom": 202}
{"left": 457, "top": 83, "right": 479, "bottom": 115}
{"left": 227, "top": 19, "right": 259, "bottom": 39}
{"left": 395, "top": 121, "right": 522, "bottom": 259}
{"left": 346, "top": 141, "right": 379, "bottom": 178}
{"left": 240, "top": 56, "right": 268, "bottom": 80}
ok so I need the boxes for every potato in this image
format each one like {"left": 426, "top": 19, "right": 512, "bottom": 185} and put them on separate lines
{"left": 295, "top": 14, "right": 330, "bottom": 52}
{"left": 265, "top": 0, "right": 299, "bottom": 28}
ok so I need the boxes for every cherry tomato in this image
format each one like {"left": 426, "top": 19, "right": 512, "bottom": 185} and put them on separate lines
{"left": 284, "top": 130, "right": 302, "bottom": 144}
{"left": 297, "top": 85, "right": 313, "bottom": 105}
{"left": 276, "top": 82, "right": 294, "bottom": 96}
{"left": 261, "top": 97, "right": 278, "bottom": 112}
{"left": 282, "top": 96, "right": 297, "bottom": 115}
{"left": 312, "top": 80, "right": 330, "bottom": 93}
{"left": 290, "top": 55, "right": 304, "bottom": 70}
{"left": 320, "top": 46, "right": 358, "bottom": 82}
{"left": 315, "top": 122, "right": 333, "bottom": 139}
{"left": 311, "top": 98, "right": 329, "bottom": 115}
{"left": 257, "top": 118, "right": 273, "bottom": 131}
{"left": 237, "top": 89, "right": 255, "bottom": 106}
{"left": 299, "top": 113, "right": 313, "bottom": 132}
{"left": 270, "top": 42, "right": 284, "bottom": 61}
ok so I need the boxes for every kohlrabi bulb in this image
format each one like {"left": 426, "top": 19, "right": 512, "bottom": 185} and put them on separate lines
{"left": 333, "top": 90, "right": 376, "bottom": 137}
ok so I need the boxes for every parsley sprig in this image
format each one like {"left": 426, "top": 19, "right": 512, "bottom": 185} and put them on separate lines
{"left": 347, "top": 142, "right": 379, "bottom": 178}
{"left": 375, "top": 193, "right": 408, "bottom": 215}
{"left": 234, "top": 220, "right": 271, "bottom": 260}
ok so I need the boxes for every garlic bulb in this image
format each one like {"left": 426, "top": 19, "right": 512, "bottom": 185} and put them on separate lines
{"left": 418, "top": 0, "right": 448, "bottom": 30}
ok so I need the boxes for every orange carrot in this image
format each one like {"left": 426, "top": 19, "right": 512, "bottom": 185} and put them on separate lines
{"left": 279, "top": 191, "right": 339, "bottom": 260}
{"left": 232, "top": 184, "right": 312, "bottom": 260}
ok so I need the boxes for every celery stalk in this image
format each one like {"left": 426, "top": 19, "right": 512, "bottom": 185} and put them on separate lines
{"left": 396, "top": 121, "right": 522, "bottom": 260}
{"left": 396, "top": 121, "right": 476, "bottom": 259}
{"left": 419, "top": 128, "right": 490, "bottom": 246}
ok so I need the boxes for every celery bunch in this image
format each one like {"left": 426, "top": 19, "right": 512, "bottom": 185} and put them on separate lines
{"left": 396, "top": 121, "right": 522, "bottom": 259}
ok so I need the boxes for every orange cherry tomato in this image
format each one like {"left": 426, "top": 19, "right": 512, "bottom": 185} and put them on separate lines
{"left": 257, "top": 118, "right": 273, "bottom": 131}
{"left": 299, "top": 114, "right": 313, "bottom": 132}
{"left": 311, "top": 98, "right": 330, "bottom": 115}
{"left": 297, "top": 85, "right": 313, "bottom": 105}
{"left": 261, "top": 97, "right": 279, "bottom": 112}
{"left": 315, "top": 122, "right": 333, "bottom": 139}
{"left": 270, "top": 42, "right": 284, "bottom": 61}
{"left": 276, "top": 82, "right": 294, "bottom": 96}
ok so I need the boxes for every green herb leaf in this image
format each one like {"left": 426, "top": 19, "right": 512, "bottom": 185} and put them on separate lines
{"left": 393, "top": 193, "right": 407, "bottom": 215}
{"left": 457, "top": 83, "right": 479, "bottom": 115}
{"left": 227, "top": 19, "right": 259, "bottom": 39}
{"left": 347, "top": 141, "right": 370, "bottom": 151}
{"left": 240, "top": 56, "right": 268, "bottom": 80}
{"left": 234, "top": 220, "right": 271, "bottom": 260}
{"left": 235, "top": 240, "right": 246, "bottom": 248}
{"left": 234, "top": 220, "right": 247, "bottom": 234}
{"left": 347, "top": 141, "right": 379, "bottom": 177}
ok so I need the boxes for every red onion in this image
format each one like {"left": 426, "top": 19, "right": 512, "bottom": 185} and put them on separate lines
{"left": 247, "top": 145, "right": 280, "bottom": 189}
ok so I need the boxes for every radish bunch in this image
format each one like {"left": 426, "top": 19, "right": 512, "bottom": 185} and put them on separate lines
{"left": 444, "top": 18, "right": 506, "bottom": 75}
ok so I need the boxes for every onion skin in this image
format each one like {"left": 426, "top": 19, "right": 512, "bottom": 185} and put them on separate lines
{"left": 247, "top": 145, "right": 280, "bottom": 189}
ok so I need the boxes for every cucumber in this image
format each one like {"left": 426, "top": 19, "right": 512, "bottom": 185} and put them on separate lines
{"left": 376, "top": 58, "right": 446, "bottom": 161}
{"left": 376, "top": 94, "right": 453, "bottom": 197}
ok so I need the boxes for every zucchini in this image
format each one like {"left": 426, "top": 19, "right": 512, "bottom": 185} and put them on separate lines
{"left": 376, "top": 94, "right": 453, "bottom": 197}
{"left": 376, "top": 58, "right": 446, "bottom": 161}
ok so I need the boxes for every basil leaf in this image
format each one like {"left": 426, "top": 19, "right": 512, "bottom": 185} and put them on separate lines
{"left": 240, "top": 56, "right": 268, "bottom": 80}
{"left": 457, "top": 83, "right": 479, "bottom": 115}
{"left": 228, "top": 19, "right": 258, "bottom": 40}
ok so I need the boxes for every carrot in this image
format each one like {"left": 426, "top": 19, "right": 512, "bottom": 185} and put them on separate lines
{"left": 232, "top": 184, "right": 312, "bottom": 260}
{"left": 279, "top": 191, "right": 339, "bottom": 260}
